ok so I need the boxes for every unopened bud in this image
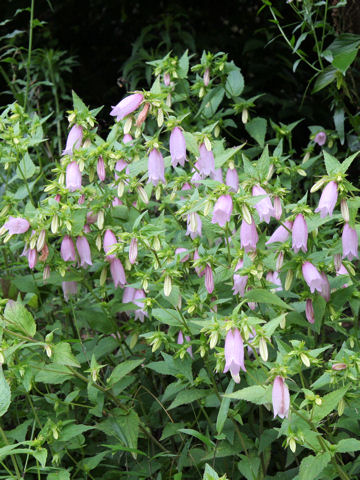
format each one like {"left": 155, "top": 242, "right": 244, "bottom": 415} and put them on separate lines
{"left": 0, "top": 352, "right": 4, "bottom": 365}
{"left": 280, "top": 315, "right": 286, "bottom": 329}
{"left": 43, "top": 265, "right": 50, "bottom": 281}
{"left": 341, "top": 199, "right": 349, "bottom": 222}
{"left": 151, "top": 337, "right": 162, "bottom": 352}
{"left": 166, "top": 94, "right": 172, "bottom": 108}
{"left": 214, "top": 125, "right": 220, "bottom": 137}
{"left": 334, "top": 254, "right": 342, "bottom": 271}
{"left": 315, "top": 396, "right": 322, "bottom": 406}
{"left": 189, "top": 212, "right": 198, "bottom": 232}
{"left": 136, "top": 103, "right": 150, "bottom": 127}
{"left": 153, "top": 236, "right": 161, "bottom": 251}
{"left": 51, "top": 215, "right": 59, "bottom": 234}
{"left": 209, "top": 331, "right": 218, "bottom": 349}
{"left": 297, "top": 169, "right": 307, "bottom": 177}
{"left": 274, "top": 196, "right": 282, "bottom": 220}
{"left": 259, "top": 337, "right": 268, "bottom": 362}
{"left": 137, "top": 186, "right": 149, "bottom": 204}
{"left": 157, "top": 109, "right": 164, "bottom": 128}
{"left": 142, "top": 278, "right": 149, "bottom": 292}
{"left": 36, "top": 230, "right": 46, "bottom": 252}
{"left": 155, "top": 185, "right": 161, "bottom": 200}
{"left": 135, "top": 127, "right": 141, "bottom": 138}
{"left": 203, "top": 200, "right": 212, "bottom": 217}
{"left": 338, "top": 398, "right": 345, "bottom": 416}
{"left": 96, "top": 234, "right": 102, "bottom": 251}
{"left": 204, "top": 137, "right": 212, "bottom": 151}
{"left": 242, "top": 108, "right": 248, "bottom": 124}
{"left": 241, "top": 204, "right": 252, "bottom": 225}
{"left": 199, "top": 87, "right": 205, "bottom": 98}
{"left": 30, "top": 235, "right": 37, "bottom": 250}
{"left": 124, "top": 117, "right": 132, "bottom": 134}
{"left": 164, "top": 275, "right": 172, "bottom": 297}
{"left": 97, "top": 211, "right": 104, "bottom": 230}
{"left": 0, "top": 205, "right": 10, "bottom": 217}
{"left": 285, "top": 270, "right": 293, "bottom": 291}
{"left": 65, "top": 220, "right": 72, "bottom": 232}
{"left": 100, "top": 266, "right": 107, "bottom": 286}
{"left": 45, "top": 344, "right": 52, "bottom": 358}
{"left": 117, "top": 181, "right": 125, "bottom": 198}
{"left": 78, "top": 159, "right": 85, "bottom": 172}
{"left": 52, "top": 428, "right": 58, "bottom": 440}
{"left": 266, "top": 164, "right": 275, "bottom": 182}
{"left": 310, "top": 178, "right": 326, "bottom": 193}
{"left": 300, "top": 353, "right": 310, "bottom": 367}
{"left": 276, "top": 251, "right": 284, "bottom": 271}
{"left": 68, "top": 112, "right": 76, "bottom": 123}
{"left": 289, "top": 438, "right": 296, "bottom": 453}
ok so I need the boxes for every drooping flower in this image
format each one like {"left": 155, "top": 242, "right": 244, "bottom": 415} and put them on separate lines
{"left": 170, "top": 127, "right": 187, "bottom": 167}
{"left": 177, "top": 331, "right": 193, "bottom": 357}
{"left": 332, "top": 363, "right": 347, "bottom": 371}
{"left": 226, "top": 168, "right": 239, "bottom": 193}
{"left": 319, "top": 272, "right": 330, "bottom": 302}
{"left": 60, "top": 236, "right": 76, "bottom": 262}
{"left": 302, "top": 261, "right": 323, "bottom": 293}
{"left": 232, "top": 260, "right": 248, "bottom": 296}
{"left": 97, "top": 156, "right": 106, "bottom": 182}
{"left": 186, "top": 213, "right": 202, "bottom": 239}
{"left": 336, "top": 263, "right": 349, "bottom": 288}
{"left": 114, "top": 159, "right": 128, "bottom": 180}
{"left": 123, "top": 286, "right": 136, "bottom": 304}
{"left": 62, "top": 124, "right": 83, "bottom": 156}
{"left": 204, "top": 264, "right": 214, "bottom": 294}
{"left": 252, "top": 185, "right": 274, "bottom": 224}
{"left": 274, "top": 197, "right": 282, "bottom": 220}
{"left": 211, "top": 167, "right": 223, "bottom": 183}
{"left": 211, "top": 195, "right": 233, "bottom": 228}
{"left": 123, "top": 134, "right": 133, "bottom": 144}
{"left": 223, "top": 328, "right": 246, "bottom": 384}
{"left": 203, "top": 68, "right": 210, "bottom": 86}
{"left": 110, "top": 93, "right": 144, "bottom": 121}
{"left": 266, "top": 271, "right": 282, "bottom": 292}
{"left": 134, "top": 289, "right": 148, "bottom": 322}
{"left": 163, "top": 72, "right": 171, "bottom": 86}
{"left": 175, "top": 247, "right": 190, "bottom": 263}
{"left": 129, "top": 238, "right": 138, "bottom": 264}
{"left": 148, "top": 149, "right": 165, "bottom": 186}
{"left": 272, "top": 376, "right": 290, "bottom": 419}
{"left": 342, "top": 223, "right": 358, "bottom": 260}
{"left": 314, "top": 181, "right": 338, "bottom": 218}
{"left": 109, "top": 258, "right": 126, "bottom": 288}
{"left": 292, "top": 214, "right": 308, "bottom": 253}
{"left": 198, "top": 143, "right": 215, "bottom": 177}
{"left": 314, "top": 131, "right": 326, "bottom": 146}
{"left": 103, "top": 230, "right": 117, "bottom": 260}
{"left": 193, "top": 249, "right": 205, "bottom": 277}
{"left": 76, "top": 236, "right": 93, "bottom": 267}
{"left": 240, "top": 216, "right": 259, "bottom": 252}
{"left": 266, "top": 220, "right": 293, "bottom": 245}
{"left": 66, "top": 161, "right": 82, "bottom": 192}
{"left": 62, "top": 281, "right": 78, "bottom": 302}
{"left": 112, "top": 197, "right": 123, "bottom": 207}
{"left": 305, "top": 299, "right": 315, "bottom": 324}
{"left": 28, "top": 249, "right": 38, "bottom": 269}
{"left": 2, "top": 217, "right": 30, "bottom": 235}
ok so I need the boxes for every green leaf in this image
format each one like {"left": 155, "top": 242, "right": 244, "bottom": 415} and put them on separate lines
{"left": 257, "top": 145, "right": 270, "bottom": 179}
{"left": 312, "top": 386, "right": 348, "bottom": 423}
{"left": 16, "top": 152, "right": 36, "bottom": 180}
{"left": 332, "top": 50, "right": 357, "bottom": 74}
{"left": 216, "top": 379, "right": 234, "bottom": 434}
{"left": 226, "top": 385, "right": 272, "bottom": 405}
{"left": 298, "top": 452, "right": 331, "bottom": 480}
{"left": 238, "top": 455, "right": 261, "bottom": 480}
{"left": 4, "top": 301, "right": 36, "bottom": 337}
{"left": 215, "top": 145, "right": 243, "bottom": 168}
{"left": 245, "top": 117, "right": 267, "bottom": 147}
{"left": 147, "top": 353, "right": 193, "bottom": 383}
{"left": 32, "top": 448, "right": 47, "bottom": 467}
{"left": 34, "top": 364, "right": 73, "bottom": 384}
{"left": 244, "top": 289, "right": 293, "bottom": 310}
{"left": 333, "top": 108, "right": 345, "bottom": 145}
{"left": 0, "top": 367, "right": 11, "bottom": 417}
{"left": 336, "top": 438, "right": 360, "bottom": 453}
{"left": 71, "top": 209, "right": 87, "bottom": 236}
{"left": 59, "top": 424, "right": 94, "bottom": 442}
{"left": 323, "top": 150, "right": 341, "bottom": 175}
{"left": 47, "top": 471, "right": 71, "bottom": 480}
{"left": 312, "top": 66, "right": 336, "bottom": 93}
{"left": 72, "top": 90, "right": 87, "bottom": 111}
{"left": 339, "top": 151, "right": 359, "bottom": 174}
{"left": 53, "top": 342, "right": 80, "bottom": 368}
{"left": 151, "top": 308, "right": 182, "bottom": 327}
{"left": 107, "top": 358, "right": 144, "bottom": 386}
{"left": 178, "top": 428, "right": 215, "bottom": 449}
{"left": 225, "top": 69, "right": 244, "bottom": 97}
{"left": 201, "top": 86, "right": 225, "bottom": 118}
{"left": 168, "top": 389, "right": 208, "bottom": 410}
{"left": 178, "top": 50, "right": 189, "bottom": 78}
{"left": 203, "top": 463, "right": 219, "bottom": 480}
{"left": 79, "top": 452, "right": 107, "bottom": 471}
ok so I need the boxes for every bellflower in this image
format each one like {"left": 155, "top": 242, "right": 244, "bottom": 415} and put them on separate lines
{"left": 66, "top": 161, "right": 82, "bottom": 192}
{"left": 61, "top": 236, "right": 76, "bottom": 262}
{"left": 193, "top": 249, "right": 205, "bottom": 277}
{"left": 223, "top": 328, "right": 246, "bottom": 384}
{"left": 198, "top": 143, "right": 215, "bottom": 177}
{"left": 62, "top": 124, "right": 83, "bottom": 156}
{"left": 266, "top": 220, "right": 292, "bottom": 245}
{"left": 62, "top": 281, "right": 78, "bottom": 302}
{"left": 177, "top": 331, "right": 193, "bottom": 357}
{"left": 186, "top": 213, "right": 202, "bottom": 239}
{"left": 336, "top": 264, "right": 349, "bottom": 288}
{"left": 28, "top": 249, "right": 38, "bottom": 269}
{"left": 319, "top": 272, "right": 330, "bottom": 302}
{"left": 110, "top": 93, "right": 143, "bottom": 121}
{"left": 314, "top": 131, "right": 326, "bottom": 146}
{"left": 240, "top": 216, "right": 259, "bottom": 252}
{"left": 211, "top": 195, "right": 233, "bottom": 227}
{"left": 232, "top": 260, "right": 248, "bottom": 296}
{"left": 3, "top": 217, "right": 30, "bottom": 235}
{"left": 203, "top": 68, "right": 210, "bottom": 86}
{"left": 148, "top": 149, "right": 165, "bottom": 186}
{"left": 305, "top": 299, "right": 315, "bottom": 324}
{"left": 211, "top": 167, "right": 223, "bottom": 183}
{"left": 342, "top": 223, "right": 358, "bottom": 260}
{"left": 175, "top": 247, "right": 190, "bottom": 263}
{"left": 274, "top": 197, "right": 282, "bottom": 220}
{"left": 163, "top": 72, "right": 171, "bottom": 86}
{"left": 226, "top": 168, "right": 239, "bottom": 192}
{"left": 204, "top": 264, "right": 214, "bottom": 294}
{"left": 112, "top": 197, "right": 123, "bottom": 207}
{"left": 123, "top": 134, "right": 133, "bottom": 144}
{"left": 103, "top": 229, "right": 117, "bottom": 260}
{"left": 314, "top": 181, "right": 338, "bottom": 218}
{"left": 170, "top": 127, "right": 187, "bottom": 167}
{"left": 109, "top": 258, "right": 126, "bottom": 288}
{"left": 266, "top": 271, "right": 282, "bottom": 292}
{"left": 134, "top": 289, "right": 148, "bottom": 322}
{"left": 97, "top": 156, "right": 106, "bottom": 181}
{"left": 252, "top": 184, "right": 274, "bottom": 223}
{"left": 114, "top": 159, "right": 128, "bottom": 180}
{"left": 292, "top": 214, "right": 308, "bottom": 253}
{"left": 129, "top": 238, "right": 138, "bottom": 264}
{"left": 76, "top": 236, "right": 93, "bottom": 267}
{"left": 272, "top": 376, "right": 290, "bottom": 419}
{"left": 302, "top": 261, "right": 323, "bottom": 293}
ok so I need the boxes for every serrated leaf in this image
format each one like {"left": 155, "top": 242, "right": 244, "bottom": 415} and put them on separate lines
{"left": 245, "top": 289, "right": 293, "bottom": 310}
{"left": 4, "top": 301, "right": 36, "bottom": 337}
{"left": 168, "top": 389, "right": 208, "bottom": 410}
{"left": 72, "top": 90, "right": 87, "bottom": 111}
{"left": 107, "top": 358, "right": 144, "bottom": 386}
{"left": 226, "top": 385, "right": 272, "bottom": 405}
{"left": 53, "top": 342, "right": 80, "bottom": 368}
{"left": 178, "top": 428, "right": 215, "bottom": 449}
{"left": 0, "top": 367, "right": 11, "bottom": 417}
{"left": 312, "top": 386, "right": 348, "bottom": 423}
{"left": 203, "top": 463, "right": 219, "bottom": 480}
{"left": 323, "top": 150, "right": 341, "bottom": 175}
{"left": 225, "top": 69, "right": 244, "bottom": 97}
{"left": 336, "top": 438, "right": 360, "bottom": 453}
{"left": 178, "top": 50, "right": 189, "bottom": 78}
{"left": 245, "top": 117, "right": 267, "bottom": 147}
{"left": 216, "top": 380, "right": 234, "bottom": 434}
{"left": 298, "top": 452, "right": 331, "bottom": 480}
{"left": 59, "top": 424, "right": 94, "bottom": 442}
{"left": 16, "top": 152, "right": 36, "bottom": 180}
{"left": 151, "top": 308, "right": 182, "bottom": 327}
{"left": 339, "top": 151, "right": 359, "bottom": 174}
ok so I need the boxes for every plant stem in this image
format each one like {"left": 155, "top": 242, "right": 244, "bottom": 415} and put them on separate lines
{"left": 24, "top": 0, "right": 35, "bottom": 111}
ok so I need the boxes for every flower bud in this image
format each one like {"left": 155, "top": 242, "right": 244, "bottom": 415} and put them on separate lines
{"left": 338, "top": 398, "right": 345, "bottom": 416}
{"left": 285, "top": 270, "right": 293, "bottom": 291}
{"left": 241, "top": 204, "right": 252, "bottom": 225}
{"left": 157, "top": 109, "right": 164, "bottom": 128}
{"left": 129, "top": 238, "right": 138, "bottom": 264}
{"left": 289, "top": 438, "right": 296, "bottom": 453}
{"left": 164, "top": 275, "right": 172, "bottom": 297}
{"left": 43, "top": 265, "right": 51, "bottom": 281}
{"left": 242, "top": 108, "right": 249, "bottom": 124}
{"left": 123, "top": 117, "right": 132, "bottom": 134}
{"left": 97, "top": 211, "right": 104, "bottom": 230}
{"left": 310, "top": 178, "right": 326, "bottom": 193}
{"left": 259, "top": 337, "right": 268, "bottom": 361}
{"left": 209, "top": 331, "right": 218, "bottom": 349}
{"left": 36, "top": 230, "right": 46, "bottom": 252}
{"left": 136, "top": 103, "right": 150, "bottom": 127}
{"left": 300, "top": 353, "right": 310, "bottom": 367}
{"left": 276, "top": 251, "right": 284, "bottom": 271}
{"left": 117, "top": 181, "right": 125, "bottom": 198}
{"left": 204, "top": 137, "right": 212, "bottom": 151}
{"left": 341, "top": 199, "right": 349, "bottom": 222}
{"left": 137, "top": 186, "right": 149, "bottom": 204}
{"left": 96, "top": 234, "right": 102, "bottom": 251}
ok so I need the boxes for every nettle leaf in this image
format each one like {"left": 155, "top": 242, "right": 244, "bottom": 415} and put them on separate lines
{"left": 312, "top": 386, "right": 348, "bottom": 424}
{"left": 336, "top": 438, "right": 360, "bottom": 453}
{"left": 225, "top": 385, "right": 272, "bottom": 405}
{"left": 323, "top": 150, "right": 341, "bottom": 175}
{"left": 0, "top": 367, "right": 11, "bottom": 417}
{"left": 178, "top": 50, "right": 189, "bottom": 78}
{"left": 245, "top": 117, "right": 267, "bottom": 147}
{"left": 298, "top": 452, "right": 331, "bottom": 480}
{"left": 225, "top": 69, "right": 244, "bottom": 97}
{"left": 257, "top": 145, "right": 270, "bottom": 179}
{"left": 53, "top": 342, "right": 80, "bottom": 368}
{"left": 201, "top": 86, "right": 225, "bottom": 118}
{"left": 203, "top": 463, "right": 220, "bottom": 480}
{"left": 151, "top": 308, "right": 182, "bottom": 327}
{"left": 168, "top": 389, "right": 209, "bottom": 410}
{"left": 47, "top": 470, "right": 71, "bottom": 480}
{"left": 72, "top": 90, "right": 87, "bottom": 112}
{"left": 59, "top": 424, "right": 94, "bottom": 442}
{"left": 245, "top": 289, "right": 293, "bottom": 310}
{"left": 107, "top": 358, "right": 144, "bottom": 386}
{"left": 16, "top": 152, "right": 36, "bottom": 180}
{"left": 4, "top": 301, "right": 36, "bottom": 337}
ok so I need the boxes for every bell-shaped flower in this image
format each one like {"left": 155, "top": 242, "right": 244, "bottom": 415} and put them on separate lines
{"left": 61, "top": 236, "right": 76, "bottom": 262}
{"left": 112, "top": 197, "right": 123, "bottom": 207}
{"left": 305, "top": 299, "right": 315, "bottom": 324}
{"left": 211, "top": 167, "right": 223, "bottom": 183}
{"left": 292, "top": 214, "right": 308, "bottom": 253}
{"left": 272, "top": 376, "right": 290, "bottom": 419}
{"left": 134, "top": 289, "right": 148, "bottom": 322}
{"left": 198, "top": 143, "right": 215, "bottom": 177}
{"left": 2, "top": 217, "right": 30, "bottom": 234}
{"left": 76, "top": 236, "right": 92, "bottom": 267}
{"left": 232, "top": 260, "right": 248, "bottom": 296}
{"left": 266, "top": 271, "right": 282, "bottom": 292}
{"left": 223, "top": 328, "right": 246, "bottom": 384}
{"left": 110, "top": 93, "right": 143, "bottom": 121}
{"left": 314, "top": 131, "right": 326, "bottom": 146}
{"left": 302, "top": 261, "right": 323, "bottom": 293}
{"left": 226, "top": 168, "right": 239, "bottom": 193}
{"left": 170, "top": 127, "right": 186, "bottom": 167}
{"left": 193, "top": 249, "right": 205, "bottom": 277}
{"left": 62, "top": 124, "right": 83, "bottom": 156}
{"left": 129, "top": 238, "right": 138, "bottom": 264}
{"left": 274, "top": 197, "right": 282, "bottom": 220}
{"left": 103, "top": 229, "right": 117, "bottom": 260}
{"left": 177, "top": 331, "right": 193, "bottom": 357}
{"left": 252, "top": 185, "right": 274, "bottom": 224}
{"left": 97, "top": 156, "right": 106, "bottom": 182}
{"left": 211, "top": 195, "right": 233, "bottom": 228}
{"left": 240, "top": 216, "right": 259, "bottom": 252}
{"left": 342, "top": 223, "right": 358, "bottom": 260}
{"left": 175, "top": 247, "right": 190, "bottom": 263}
{"left": 336, "top": 263, "right": 349, "bottom": 288}
{"left": 266, "top": 220, "right": 292, "bottom": 245}
{"left": 319, "top": 272, "right": 330, "bottom": 302}
{"left": 123, "top": 134, "right": 133, "bottom": 144}
{"left": 203, "top": 68, "right": 210, "bottom": 86}
{"left": 109, "top": 258, "right": 126, "bottom": 288}
{"left": 163, "top": 73, "right": 171, "bottom": 86}
{"left": 62, "top": 281, "right": 78, "bottom": 302}
{"left": 314, "top": 181, "right": 338, "bottom": 218}
{"left": 204, "top": 264, "right": 214, "bottom": 293}
{"left": 66, "top": 161, "right": 82, "bottom": 192}
{"left": 148, "top": 149, "right": 165, "bottom": 186}
{"left": 114, "top": 159, "right": 128, "bottom": 180}
{"left": 186, "top": 213, "right": 202, "bottom": 239}
{"left": 28, "top": 249, "right": 38, "bottom": 269}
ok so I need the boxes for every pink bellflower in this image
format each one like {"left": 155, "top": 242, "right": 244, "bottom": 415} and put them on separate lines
{"left": 226, "top": 168, "right": 239, "bottom": 192}
{"left": 61, "top": 236, "right": 76, "bottom": 262}
{"left": 97, "top": 156, "right": 106, "bottom": 181}
{"left": 177, "top": 331, "right": 193, "bottom": 358}
{"left": 232, "top": 260, "right": 248, "bottom": 296}
{"left": 205, "top": 264, "right": 214, "bottom": 294}
{"left": 292, "top": 214, "right": 308, "bottom": 253}
{"left": 266, "top": 220, "right": 293, "bottom": 246}
{"left": 110, "top": 93, "right": 143, "bottom": 121}
{"left": 314, "top": 131, "right": 326, "bottom": 146}
{"left": 186, "top": 213, "right": 202, "bottom": 239}
{"left": 252, "top": 184, "right": 274, "bottom": 223}
{"left": 148, "top": 149, "right": 165, "bottom": 186}
{"left": 342, "top": 223, "right": 358, "bottom": 260}
{"left": 198, "top": 143, "right": 215, "bottom": 177}
{"left": 170, "top": 127, "right": 187, "bottom": 167}
{"left": 302, "top": 261, "right": 323, "bottom": 293}
{"left": 76, "top": 236, "right": 92, "bottom": 267}
{"left": 272, "top": 376, "right": 290, "bottom": 419}
{"left": 110, "top": 258, "right": 126, "bottom": 288}
{"left": 314, "top": 181, "right": 338, "bottom": 218}
{"left": 305, "top": 299, "right": 315, "bottom": 324}
{"left": 211, "top": 194, "right": 233, "bottom": 228}
{"left": 193, "top": 249, "right": 205, "bottom": 277}
{"left": 223, "top": 328, "right": 246, "bottom": 384}
{"left": 103, "top": 229, "right": 117, "bottom": 260}
{"left": 2, "top": 217, "right": 30, "bottom": 234}
{"left": 240, "top": 216, "right": 259, "bottom": 252}
{"left": 66, "top": 161, "right": 82, "bottom": 192}
{"left": 62, "top": 124, "right": 83, "bottom": 156}
{"left": 134, "top": 289, "right": 148, "bottom": 322}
